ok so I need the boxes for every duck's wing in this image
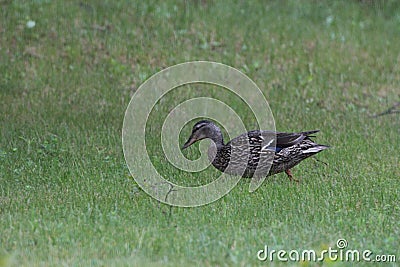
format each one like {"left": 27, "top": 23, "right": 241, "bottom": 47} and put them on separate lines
{"left": 227, "top": 130, "right": 274, "bottom": 150}
{"left": 275, "top": 130, "right": 320, "bottom": 148}
{"left": 227, "top": 130, "right": 321, "bottom": 152}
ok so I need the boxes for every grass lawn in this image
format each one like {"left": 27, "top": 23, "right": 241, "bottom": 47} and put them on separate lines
{"left": 1, "top": 1, "right": 399, "bottom": 266}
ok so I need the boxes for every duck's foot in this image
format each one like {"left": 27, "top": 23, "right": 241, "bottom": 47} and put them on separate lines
{"left": 285, "top": 169, "right": 300, "bottom": 183}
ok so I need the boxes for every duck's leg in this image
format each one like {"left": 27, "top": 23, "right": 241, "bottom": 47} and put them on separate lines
{"left": 285, "top": 169, "right": 299, "bottom": 183}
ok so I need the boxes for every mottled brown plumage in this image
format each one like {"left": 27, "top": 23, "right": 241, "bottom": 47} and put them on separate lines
{"left": 182, "top": 120, "right": 329, "bottom": 181}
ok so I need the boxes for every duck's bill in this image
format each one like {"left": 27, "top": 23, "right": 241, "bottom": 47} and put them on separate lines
{"left": 182, "top": 137, "right": 196, "bottom": 150}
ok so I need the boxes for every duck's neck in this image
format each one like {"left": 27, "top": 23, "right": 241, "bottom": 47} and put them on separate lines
{"left": 209, "top": 125, "right": 225, "bottom": 148}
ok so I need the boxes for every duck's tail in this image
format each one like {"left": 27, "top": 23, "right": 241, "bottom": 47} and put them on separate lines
{"left": 302, "top": 144, "right": 330, "bottom": 155}
{"left": 302, "top": 130, "right": 320, "bottom": 139}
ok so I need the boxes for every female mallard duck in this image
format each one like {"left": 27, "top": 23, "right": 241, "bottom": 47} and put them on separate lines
{"left": 182, "top": 120, "right": 329, "bottom": 181}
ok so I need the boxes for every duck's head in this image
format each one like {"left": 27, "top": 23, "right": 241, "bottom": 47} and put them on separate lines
{"left": 182, "top": 120, "right": 223, "bottom": 149}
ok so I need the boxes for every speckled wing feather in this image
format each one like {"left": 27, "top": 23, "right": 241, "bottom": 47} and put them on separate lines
{"left": 275, "top": 130, "right": 320, "bottom": 148}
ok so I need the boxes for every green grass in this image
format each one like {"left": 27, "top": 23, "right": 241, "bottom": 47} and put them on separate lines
{"left": 1, "top": 0, "right": 399, "bottom": 266}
